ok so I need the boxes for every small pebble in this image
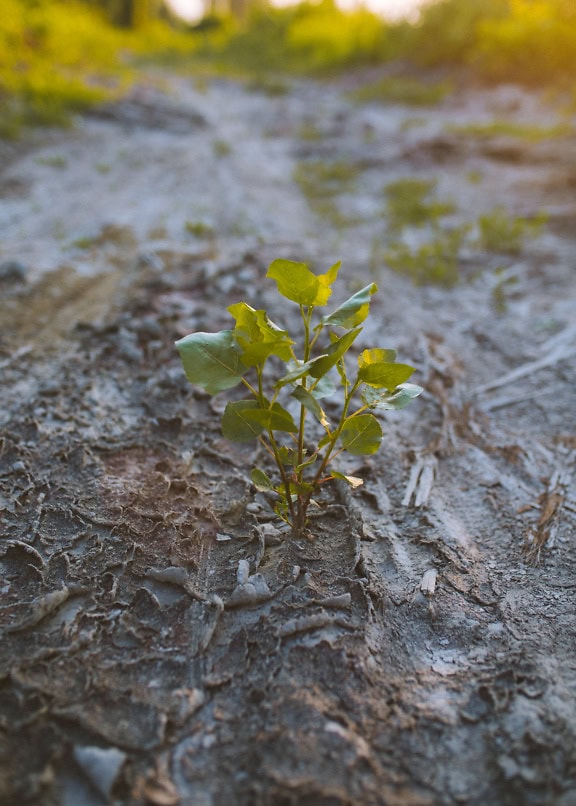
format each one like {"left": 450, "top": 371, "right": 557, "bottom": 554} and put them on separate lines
{"left": 0, "top": 260, "right": 28, "bottom": 284}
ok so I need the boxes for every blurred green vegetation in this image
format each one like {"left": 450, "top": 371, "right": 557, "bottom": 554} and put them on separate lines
{"left": 384, "top": 178, "right": 455, "bottom": 232}
{"left": 2, "top": 0, "right": 576, "bottom": 140}
{"left": 0, "top": 0, "right": 196, "bottom": 138}
{"left": 349, "top": 76, "right": 452, "bottom": 107}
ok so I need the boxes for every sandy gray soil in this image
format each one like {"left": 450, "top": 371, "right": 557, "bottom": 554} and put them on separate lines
{"left": 1, "top": 70, "right": 575, "bottom": 805}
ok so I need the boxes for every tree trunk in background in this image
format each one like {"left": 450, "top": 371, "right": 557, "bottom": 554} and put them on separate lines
{"left": 82, "top": 0, "right": 158, "bottom": 28}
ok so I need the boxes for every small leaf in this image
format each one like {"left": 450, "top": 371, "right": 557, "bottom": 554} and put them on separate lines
{"left": 311, "top": 374, "right": 336, "bottom": 399}
{"left": 266, "top": 259, "right": 340, "bottom": 306}
{"left": 286, "top": 480, "right": 315, "bottom": 496}
{"left": 228, "top": 302, "right": 293, "bottom": 366}
{"left": 357, "top": 362, "right": 414, "bottom": 391}
{"left": 278, "top": 446, "right": 298, "bottom": 466}
{"left": 221, "top": 400, "right": 264, "bottom": 442}
{"left": 175, "top": 330, "right": 247, "bottom": 394}
{"left": 291, "top": 385, "right": 330, "bottom": 428}
{"left": 245, "top": 402, "right": 298, "bottom": 433}
{"left": 276, "top": 357, "right": 323, "bottom": 388}
{"left": 330, "top": 470, "right": 364, "bottom": 488}
{"left": 309, "top": 327, "right": 362, "bottom": 379}
{"left": 340, "top": 414, "right": 382, "bottom": 455}
{"left": 251, "top": 468, "right": 274, "bottom": 492}
{"left": 362, "top": 382, "right": 423, "bottom": 410}
{"left": 321, "top": 283, "right": 378, "bottom": 328}
{"left": 315, "top": 260, "right": 341, "bottom": 305}
{"left": 296, "top": 454, "right": 318, "bottom": 472}
{"left": 266, "top": 259, "right": 322, "bottom": 306}
{"left": 358, "top": 347, "right": 397, "bottom": 366}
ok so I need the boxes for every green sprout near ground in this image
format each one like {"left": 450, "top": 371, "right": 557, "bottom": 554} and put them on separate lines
{"left": 176, "top": 259, "right": 422, "bottom": 534}
{"left": 476, "top": 207, "right": 547, "bottom": 254}
{"left": 445, "top": 120, "right": 572, "bottom": 143}
{"left": 384, "top": 178, "right": 456, "bottom": 232}
{"left": 382, "top": 225, "right": 471, "bottom": 287}
{"left": 350, "top": 77, "right": 452, "bottom": 107}
{"left": 185, "top": 220, "right": 215, "bottom": 238}
{"left": 293, "top": 160, "right": 360, "bottom": 227}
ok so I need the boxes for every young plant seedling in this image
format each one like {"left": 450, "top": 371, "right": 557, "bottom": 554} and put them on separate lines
{"left": 176, "top": 260, "right": 422, "bottom": 534}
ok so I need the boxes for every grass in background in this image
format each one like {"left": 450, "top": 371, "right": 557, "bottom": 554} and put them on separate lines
{"left": 350, "top": 76, "right": 452, "bottom": 107}
{"left": 476, "top": 208, "right": 548, "bottom": 254}
{"left": 293, "top": 159, "right": 361, "bottom": 227}
{"left": 380, "top": 226, "right": 471, "bottom": 287}
{"left": 384, "top": 178, "right": 455, "bottom": 232}
{"left": 445, "top": 120, "right": 573, "bottom": 143}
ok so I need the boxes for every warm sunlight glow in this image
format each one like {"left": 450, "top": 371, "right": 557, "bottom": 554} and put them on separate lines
{"left": 167, "top": 0, "right": 426, "bottom": 23}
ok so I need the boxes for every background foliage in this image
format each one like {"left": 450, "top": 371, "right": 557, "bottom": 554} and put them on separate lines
{"left": 1, "top": 0, "right": 575, "bottom": 138}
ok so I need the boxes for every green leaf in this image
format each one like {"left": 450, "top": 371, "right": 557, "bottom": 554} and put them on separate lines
{"left": 315, "top": 260, "right": 341, "bottom": 305}
{"left": 291, "top": 385, "right": 330, "bottom": 428}
{"left": 221, "top": 400, "right": 264, "bottom": 442}
{"left": 296, "top": 454, "right": 318, "bottom": 472}
{"left": 309, "top": 327, "right": 362, "bottom": 379}
{"left": 175, "top": 330, "right": 248, "bottom": 395}
{"left": 251, "top": 468, "right": 274, "bottom": 492}
{"left": 311, "top": 374, "right": 336, "bottom": 399}
{"left": 321, "top": 283, "right": 378, "bottom": 328}
{"left": 227, "top": 302, "right": 293, "bottom": 366}
{"left": 362, "top": 382, "right": 423, "bottom": 410}
{"left": 358, "top": 347, "right": 397, "bottom": 366}
{"left": 278, "top": 446, "right": 298, "bottom": 466}
{"left": 340, "top": 414, "right": 382, "bottom": 455}
{"left": 276, "top": 357, "right": 323, "bottom": 388}
{"left": 266, "top": 259, "right": 340, "bottom": 306}
{"left": 330, "top": 470, "right": 364, "bottom": 488}
{"left": 357, "top": 362, "right": 415, "bottom": 391}
{"left": 245, "top": 402, "right": 298, "bottom": 433}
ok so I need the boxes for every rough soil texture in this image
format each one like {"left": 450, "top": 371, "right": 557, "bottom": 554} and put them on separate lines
{"left": 1, "top": 71, "right": 575, "bottom": 805}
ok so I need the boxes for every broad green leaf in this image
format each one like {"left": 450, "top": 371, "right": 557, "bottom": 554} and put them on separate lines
{"left": 251, "top": 468, "right": 274, "bottom": 492}
{"left": 330, "top": 470, "right": 364, "bottom": 488}
{"left": 245, "top": 402, "right": 298, "bottom": 433}
{"left": 321, "top": 283, "right": 378, "bottom": 328}
{"left": 221, "top": 400, "right": 264, "bottom": 442}
{"left": 340, "top": 414, "right": 382, "bottom": 455}
{"left": 357, "top": 362, "right": 414, "bottom": 391}
{"left": 227, "top": 302, "right": 293, "bottom": 366}
{"left": 309, "top": 327, "right": 362, "bottom": 379}
{"left": 291, "top": 385, "right": 330, "bottom": 428}
{"left": 266, "top": 259, "right": 340, "bottom": 306}
{"left": 362, "top": 382, "right": 423, "bottom": 410}
{"left": 175, "top": 330, "right": 247, "bottom": 394}
{"left": 358, "top": 347, "right": 397, "bottom": 367}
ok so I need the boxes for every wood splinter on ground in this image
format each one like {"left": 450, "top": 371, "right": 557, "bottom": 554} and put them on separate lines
{"left": 420, "top": 569, "right": 438, "bottom": 596}
{"left": 402, "top": 453, "right": 437, "bottom": 507}
{"left": 526, "top": 457, "right": 573, "bottom": 562}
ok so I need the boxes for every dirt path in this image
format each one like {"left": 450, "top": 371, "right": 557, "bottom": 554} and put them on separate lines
{"left": 1, "top": 71, "right": 575, "bottom": 805}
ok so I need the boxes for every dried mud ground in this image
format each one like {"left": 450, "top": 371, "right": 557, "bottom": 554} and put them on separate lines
{"left": 0, "top": 70, "right": 575, "bottom": 805}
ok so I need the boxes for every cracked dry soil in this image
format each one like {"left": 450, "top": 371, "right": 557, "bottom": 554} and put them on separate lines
{"left": 0, "top": 71, "right": 575, "bottom": 805}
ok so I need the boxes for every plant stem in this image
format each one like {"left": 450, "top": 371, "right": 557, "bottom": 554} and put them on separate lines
{"left": 296, "top": 379, "right": 360, "bottom": 527}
